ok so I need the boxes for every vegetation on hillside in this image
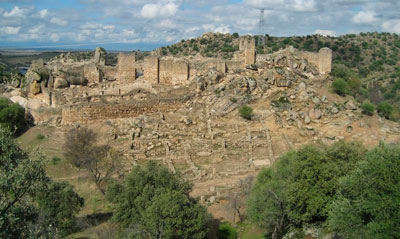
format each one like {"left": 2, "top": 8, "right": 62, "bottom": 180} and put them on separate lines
{"left": 106, "top": 161, "right": 211, "bottom": 239}
{"left": 0, "top": 98, "right": 27, "bottom": 134}
{"left": 0, "top": 127, "right": 84, "bottom": 238}
{"left": 247, "top": 141, "right": 400, "bottom": 238}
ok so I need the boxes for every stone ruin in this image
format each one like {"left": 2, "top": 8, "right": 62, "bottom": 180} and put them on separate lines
{"left": 5, "top": 34, "right": 397, "bottom": 211}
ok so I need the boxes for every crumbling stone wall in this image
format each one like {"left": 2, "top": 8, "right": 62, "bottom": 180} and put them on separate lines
{"left": 300, "top": 47, "right": 332, "bottom": 74}
{"left": 116, "top": 53, "right": 136, "bottom": 82}
{"left": 239, "top": 38, "right": 256, "bottom": 65}
{"left": 159, "top": 59, "right": 189, "bottom": 85}
{"left": 61, "top": 98, "right": 187, "bottom": 124}
{"left": 144, "top": 56, "right": 159, "bottom": 84}
{"left": 84, "top": 64, "right": 101, "bottom": 83}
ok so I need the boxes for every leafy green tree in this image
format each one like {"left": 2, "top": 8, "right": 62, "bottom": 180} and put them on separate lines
{"left": 107, "top": 161, "right": 210, "bottom": 239}
{"left": 239, "top": 105, "right": 253, "bottom": 120}
{"left": 232, "top": 33, "right": 239, "bottom": 38}
{"left": 328, "top": 143, "right": 400, "bottom": 238}
{"left": 0, "top": 98, "right": 26, "bottom": 134}
{"left": 377, "top": 101, "right": 394, "bottom": 119}
{"left": 285, "top": 142, "right": 365, "bottom": 224}
{"left": 247, "top": 154, "right": 292, "bottom": 239}
{"left": 332, "top": 78, "right": 347, "bottom": 96}
{"left": 217, "top": 222, "right": 237, "bottom": 239}
{"left": 35, "top": 181, "right": 84, "bottom": 236}
{"left": 0, "top": 127, "right": 83, "bottom": 238}
{"left": 361, "top": 101, "right": 375, "bottom": 115}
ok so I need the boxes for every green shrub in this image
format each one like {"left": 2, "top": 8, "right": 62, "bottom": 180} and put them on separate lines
{"left": 36, "top": 133, "right": 45, "bottom": 140}
{"left": 332, "top": 78, "right": 347, "bottom": 95}
{"left": 0, "top": 98, "right": 26, "bottom": 133}
{"left": 232, "top": 33, "right": 239, "bottom": 38}
{"left": 51, "top": 156, "right": 61, "bottom": 165}
{"left": 230, "top": 97, "right": 238, "bottom": 103}
{"left": 361, "top": 101, "right": 375, "bottom": 116}
{"left": 377, "top": 102, "right": 394, "bottom": 119}
{"left": 217, "top": 222, "right": 237, "bottom": 239}
{"left": 239, "top": 105, "right": 253, "bottom": 120}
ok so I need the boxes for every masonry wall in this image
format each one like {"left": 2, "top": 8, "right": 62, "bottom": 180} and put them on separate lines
{"left": 300, "top": 47, "right": 332, "bottom": 74}
{"left": 144, "top": 56, "right": 159, "bottom": 84}
{"left": 84, "top": 64, "right": 101, "bottom": 83}
{"left": 159, "top": 59, "right": 189, "bottom": 85}
{"left": 116, "top": 53, "right": 136, "bottom": 82}
{"left": 61, "top": 98, "right": 187, "bottom": 124}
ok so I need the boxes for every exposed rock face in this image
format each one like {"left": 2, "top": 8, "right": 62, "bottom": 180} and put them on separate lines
{"left": 54, "top": 77, "right": 69, "bottom": 89}
{"left": 26, "top": 71, "right": 41, "bottom": 82}
{"left": 30, "top": 81, "right": 41, "bottom": 95}
{"left": 93, "top": 47, "right": 107, "bottom": 65}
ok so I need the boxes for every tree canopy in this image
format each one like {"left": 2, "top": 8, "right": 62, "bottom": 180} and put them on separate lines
{"left": 0, "top": 127, "right": 83, "bottom": 238}
{"left": 107, "top": 161, "right": 210, "bottom": 239}
{"left": 328, "top": 143, "right": 400, "bottom": 238}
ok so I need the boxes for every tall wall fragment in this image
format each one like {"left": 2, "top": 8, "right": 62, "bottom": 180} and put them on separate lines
{"left": 300, "top": 47, "right": 332, "bottom": 74}
{"left": 116, "top": 53, "right": 136, "bottom": 82}
{"left": 144, "top": 56, "right": 159, "bottom": 84}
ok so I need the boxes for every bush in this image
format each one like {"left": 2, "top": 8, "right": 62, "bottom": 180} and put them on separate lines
{"left": 377, "top": 102, "right": 394, "bottom": 119}
{"left": 328, "top": 143, "right": 400, "bottom": 238}
{"left": 239, "top": 105, "right": 253, "bottom": 120}
{"left": 332, "top": 78, "right": 347, "bottom": 95}
{"left": 232, "top": 33, "right": 239, "bottom": 38}
{"left": 36, "top": 133, "right": 45, "bottom": 140}
{"left": 0, "top": 98, "right": 26, "bottom": 133}
{"left": 217, "top": 222, "right": 237, "bottom": 239}
{"left": 361, "top": 101, "right": 375, "bottom": 115}
{"left": 230, "top": 97, "right": 238, "bottom": 103}
{"left": 107, "top": 161, "right": 210, "bottom": 239}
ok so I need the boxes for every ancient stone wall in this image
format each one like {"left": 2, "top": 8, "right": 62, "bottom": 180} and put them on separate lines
{"left": 61, "top": 98, "right": 187, "bottom": 124}
{"left": 300, "top": 47, "right": 332, "bottom": 74}
{"left": 116, "top": 53, "right": 136, "bottom": 82}
{"left": 84, "top": 64, "right": 101, "bottom": 83}
{"left": 144, "top": 56, "right": 159, "bottom": 84}
{"left": 239, "top": 38, "right": 256, "bottom": 65}
{"left": 226, "top": 61, "right": 242, "bottom": 73}
{"left": 159, "top": 59, "right": 189, "bottom": 85}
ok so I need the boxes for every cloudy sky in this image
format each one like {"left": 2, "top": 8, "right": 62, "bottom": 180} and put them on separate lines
{"left": 0, "top": 0, "right": 399, "bottom": 50}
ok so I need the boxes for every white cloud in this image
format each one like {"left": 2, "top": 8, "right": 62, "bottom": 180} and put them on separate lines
{"left": 29, "top": 24, "right": 45, "bottom": 34}
{"left": 3, "top": 6, "right": 29, "bottom": 18}
{"left": 38, "top": 9, "right": 49, "bottom": 18}
{"left": 141, "top": 2, "right": 178, "bottom": 18}
{"left": 50, "top": 17, "right": 68, "bottom": 26}
{"left": 314, "top": 29, "right": 337, "bottom": 36}
{"left": 0, "top": 26, "right": 21, "bottom": 35}
{"left": 352, "top": 11, "right": 378, "bottom": 25}
{"left": 382, "top": 19, "right": 400, "bottom": 34}
{"left": 158, "top": 19, "right": 178, "bottom": 29}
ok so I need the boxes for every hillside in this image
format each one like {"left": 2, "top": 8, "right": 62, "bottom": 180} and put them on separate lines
{"left": 163, "top": 32, "right": 400, "bottom": 120}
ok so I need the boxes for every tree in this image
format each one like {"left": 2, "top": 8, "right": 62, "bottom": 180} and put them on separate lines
{"left": 107, "top": 161, "right": 210, "bottom": 239}
{"left": 247, "top": 160, "right": 290, "bottom": 239}
{"left": 361, "top": 101, "right": 375, "bottom": 115}
{"left": 64, "top": 126, "right": 121, "bottom": 194}
{"left": 0, "top": 98, "right": 27, "bottom": 134}
{"left": 35, "top": 181, "right": 84, "bottom": 236}
{"left": 377, "top": 101, "right": 393, "bottom": 119}
{"left": 285, "top": 142, "right": 365, "bottom": 224}
{"left": 332, "top": 78, "right": 347, "bottom": 96}
{"left": 225, "top": 176, "right": 253, "bottom": 223}
{"left": 0, "top": 127, "right": 83, "bottom": 238}
{"left": 328, "top": 143, "right": 400, "bottom": 238}
{"left": 239, "top": 105, "right": 253, "bottom": 120}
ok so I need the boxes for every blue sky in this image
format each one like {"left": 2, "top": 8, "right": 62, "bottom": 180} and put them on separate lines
{"left": 0, "top": 0, "right": 399, "bottom": 51}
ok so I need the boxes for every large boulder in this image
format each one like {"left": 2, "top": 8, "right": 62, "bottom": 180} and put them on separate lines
{"left": 30, "top": 80, "right": 41, "bottom": 95}
{"left": 66, "top": 76, "right": 88, "bottom": 86}
{"left": 25, "top": 71, "right": 41, "bottom": 82}
{"left": 54, "top": 77, "right": 69, "bottom": 89}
